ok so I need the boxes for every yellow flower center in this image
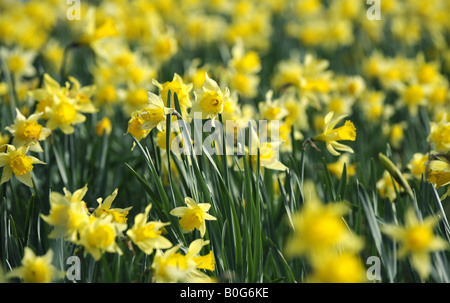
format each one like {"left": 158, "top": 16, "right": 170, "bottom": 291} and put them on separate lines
{"left": 330, "top": 120, "right": 356, "bottom": 141}
{"left": 418, "top": 64, "right": 437, "bottom": 84}
{"left": 23, "top": 260, "right": 52, "bottom": 283}
{"left": 263, "top": 106, "right": 282, "bottom": 120}
{"left": 406, "top": 225, "right": 433, "bottom": 251}
{"left": 429, "top": 87, "right": 447, "bottom": 105}
{"left": 199, "top": 91, "right": 223, "bottom": 114}
{"left": 10, "top": 154, "right": 33, "bottom": 176}
{"left": 99, "top": 208, "right": 129, "bottom": 224}
{"left": 98, "top": 84, "right": 117, "bottom": 104}
{"left": 128, "top": 89, "right": 148, "bottom": 106}
{"left": 114, "top": 53, "right": 134, "bottom": 68}
{"left": 87, "top": 224, "right": 115, "bottom": 248}
{"left": 155, "top": 37, "right": 175, "bottom": 57}
{"left": 54, "top": 102, "right": 77, "bottom": 124}
{"left": 234, "top": 51, "right": 260, "bottom": 72}
{"left": 135, "top": 223, "right": 162, "bottom": 242}
{"left": 17, "top": 120, "right": 42, "bottom": 140}
{"left": 316, "top": 254, "right": 365, "bottom": 283}
{"left": 166, "top": 252, "right": 189, "bottom": 270}
{"left": 404, "top": 84, "right": 424, "bottom": 106}
{"left": 8, "top": 55, "right": 25, "bottom": 73}
{"left": 305, "top": 213, "right": 346, "bottom": 247}
{"left": 179, "top": 207, "right": 204, "bottom": 232}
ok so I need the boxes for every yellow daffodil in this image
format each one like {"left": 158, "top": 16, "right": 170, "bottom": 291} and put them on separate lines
{"left": 285, "top": 184, "right": 363, "bottom": 257}
{"left": 327, "top": 153, "right": 356, "bottom": 180}
{"left": 313, "top": 111, "right": 356, "bottom": 156}
{"left": 126, "top": 111, "right": 151, "bottom": 142}
{"left": 427, "top": 156, "right": 450, "bottom": 191}
{"left": 44, "top": 95, "right": 87, "bottom": 135}
{"left": 77, "top": 215, "right": 126, "bottom": 261}
{"left": 185, "top": 239, "right": 216, "bottom": 282}
{"left": 151, "top": 245, "right": 197, "bottom": 283}
{"left": 28, "top": 73, "right": 62, "bottom": 119}
{"left": 67, "top": 76, "right": 98, "bottom": 114}
{"left": 170, "top": 197, "right": 216, "bottom": 237}
{"left": 40, "top": 189, "right": 90, "bottom": 242}
{"left": 6, "top": 248, "right": 59, "bottom": 283}
{"left": 94, "top": 188, "right": 132, "bottom": 224}
{"left": 247, "top": 126, "right": 288, "bottom": 172}
{"left": 191, "top": 73, "right": 230, "bottom": 125}
{"left": 78, "top": 8, "right": 119, "bottom": 45}
{"left": 152, "top": 73, "right": 193, "bottom": 118}
{"left": 95, "top": 117, "right": 112, "bottom": 136}
{"left": 0, "top": 46, "right": 36, "bottom": 79}
{"left": 126, "top": 203, "right": 172, "bottom": 255}
{"left": 427, "top": 116, "right": 450, "bottom": 153}
{"left": 138, "top": 91, "right": 174, "bottom": 133}
{"left": 308, "top": 252, "right": 367, "bottom": 283}
{"left": 381, "top": 208, "right": 449, "bottom": 279}
{"left": 0, "top": 144, "right": 45, "bottom": 187}
{"left": 258, "top": 90, "right": 289, "bottom": 121}
{"left": 5, "top": 108, "right": 51, "bottom": 153}
{"left": 186, "top": 239, "right": 215, "bottom": 272}
{"left": 407, "top": 153, "right": 429, "bottom": 180}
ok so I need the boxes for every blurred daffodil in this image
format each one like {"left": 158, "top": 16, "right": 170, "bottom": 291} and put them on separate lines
{"left": 381, "top": 208, "right": 449, "bottom": 279}
{"left": 7, "top": 248, "right": 59, "bottom": 283}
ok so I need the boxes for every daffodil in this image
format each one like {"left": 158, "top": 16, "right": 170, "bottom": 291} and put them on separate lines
{"left": 95, "top": 117, "right": 112, "bottom": 136}
{"left": 152, "top": 73, "right": 193, "bottom": 118}
{"left": 327, "top": 153, "right": 356, "bottom": 180}
{"left": 0, "top": 46, "right": 36, "bottom": 80}
{"left": 313, "top": 111, "right": 356, "bottom": 156}
{"left": 5, "top": 108, "right": 51, "bottom": 152}
{"left": 285, "top": 183, "right": 363, "bottom": 256}
{"left": 381, "top": 208, "right": 449, "bottom": 279}
{"left": 258, "top": 90, "right": 289, "bottom": 121}
{"left": 170, "top": 197, "right": 216, "bottom": 237}
{"left": 138, "top": 91, "right": 174, "bottom": 133}
{"left": 190, "top": 73, "right": 230, "bottom": 126}
{"left": 77, "top": 215, "right": 126, "bottom": 261}
{"left": 308, "top": 252, "right": 367, "bottom": 283}
{"left": 7, "top": 248, "right": 58, "bottom": 283}
{"left": 40, "top": 189, "right": 90, "bottom": 242}
{"left": 44, "top": 95, "right": 87, "bottom": 135}
{"left": 126, "top": 111, "right": 151, "bottom": 142}
{"left": 186, "top": 239, "right": 215, "bottom": 272}
{"left": 247, "top": 126, "right": 288, "bottom": 172}
{"left": 94, "top": 188, "right": 132, "bottom": 225}
{"left": 67, "top": 76, "right": 98, "bottom": 114}
{"left": 407, "top": 153, "right": 429, "bottom": 180}
{"left": 126, "top": 203, "right": 172, "bottom": 255}
{"left": 151, "top": 245, "right": 198, "bottom": 283}
{"left": 78, "top": 8, "right": 119, "bottom": 45}
{"left": 0, "top": 144, "right": 45, "bottom": 187}
{"left": 28, "top": 73, "right": 62, "bottom": 119}
{"left": 185, "top": 239, "right": 216, "bottom": 282}
{"left": 427, "top": 156, "right": 450, "bottom": 191}
{"left": 427, "top": 116, "right": 450, "bottom": 153}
